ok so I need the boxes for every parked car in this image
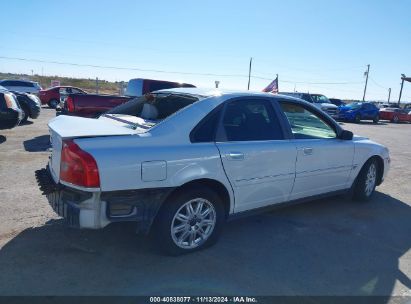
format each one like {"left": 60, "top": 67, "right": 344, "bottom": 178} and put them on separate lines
{"left": 0, "top": 79, "right": 42, "bottom": 94}
{"left": 279, "top": 92, "right": 338, "bottom": 117}
{"left": 11, "top": 91, "right": 41, "bottom": 123}
{"left": 380, "top": 103, "right": 400, "bottom": 109}
{"left": 379, "top": 107, "right": 411, "bottom": 123}
{"left": 56, "top": 78, "right": 196, "bottom": 118}
{"left": 125, "top": 78, "right": 195, "bottom": 96}
{"left": 337, "top": 102, "right": 380, "bottom": 123}
{"left": 36, "top": 88, "right": 390, "bottom": 255}
{"left": 0, "top": 86, "right": 24, "bottom": 129}
{"left": 39, "top": 86, "right": 88, "bottom": 108}
{"left": 329, "top": 98, "right": 345, "bottom": 107}
{"left": 58, "top": 93, "right": 132, "bottom": 118}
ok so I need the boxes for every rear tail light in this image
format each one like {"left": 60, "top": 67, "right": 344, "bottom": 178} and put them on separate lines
{"left": 66, "top": 96, "right": 74, "bottom": 112}
{"left": 4, "top": 94, "right": 19, "bottom": 109}
{"left": 60, "top": 140, "right": 100, "bottom": 188}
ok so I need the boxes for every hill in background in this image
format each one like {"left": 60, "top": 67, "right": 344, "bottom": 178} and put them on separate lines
{"left": 0, "top": 72, "right": 123, "bottom": 95}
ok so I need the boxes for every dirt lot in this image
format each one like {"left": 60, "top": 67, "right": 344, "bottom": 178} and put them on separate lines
{"left": 0, "top": 108, "right": 410, "bottom": 298}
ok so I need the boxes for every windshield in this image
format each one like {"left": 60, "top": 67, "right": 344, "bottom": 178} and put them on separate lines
{"left": 310, "top": 94, "right": 330, "bottom": 104}
{"left": 346, "top": 102, "right": 362, "bottom": 109}
{"left": 104, "top": 92, "right": 201, "bottom": 128}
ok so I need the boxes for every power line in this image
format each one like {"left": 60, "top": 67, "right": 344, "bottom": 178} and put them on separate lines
{"left": 0, "top": 55, "right": 248, "bottom": 78}
{"left": 369, "top": 76, "right": 388, "bottom": 89}
{"left": 0, "top": 55, "right": 366, "bottom": 86}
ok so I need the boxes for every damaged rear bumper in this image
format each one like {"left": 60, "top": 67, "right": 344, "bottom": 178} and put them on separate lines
{"left": 35, "top": 167, "right": 174, "bottom": 232}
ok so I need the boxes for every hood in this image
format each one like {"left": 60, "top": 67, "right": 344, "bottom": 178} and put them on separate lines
{"left": 319, "top": 103, "right": 338, "bottom": 109}
{"left": 352, "top": 135, "right": 369, "bottom": 141}
{"left": 338, "top": 105, "right": 357, "bottom": 112}
{"left": 48, "top": 115, "right": 145, "bottom": 139}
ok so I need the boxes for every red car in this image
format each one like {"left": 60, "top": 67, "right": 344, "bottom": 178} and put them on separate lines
{"left": 379, "top": 108, "right": 411, "bottom": 123}
{"left": 39, "top": 86, "right": 87, "bottom": 108}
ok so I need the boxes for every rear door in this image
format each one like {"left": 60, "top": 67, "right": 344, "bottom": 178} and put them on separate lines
{"left": 279, "top": 101, "right": 354, "bottom": 200}
{"left": 363, "top": 103, "right": 375, "bottom": 119}
{"left": 215, "top": 98, "right": 296, "bottom": 213}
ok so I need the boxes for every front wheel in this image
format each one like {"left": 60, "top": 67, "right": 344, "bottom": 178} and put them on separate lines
{"left": 152, "top": 187, "right": 225, "bottom": 255}
{"left": 48, "top": 99, "right": 59, "bottom": 109}
{"left": 20, "top": 107, "right": 29, "bottom": 124}
{"left": 354, "top": 114, "right": 361, "bottom": 123}
{"left": 353, "top": 158, "right": 378, "bottom": 201}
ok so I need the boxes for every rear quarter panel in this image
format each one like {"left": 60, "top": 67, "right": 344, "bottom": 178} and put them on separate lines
{"left": 76, "top": 135, "right": 234, "bottom": 212}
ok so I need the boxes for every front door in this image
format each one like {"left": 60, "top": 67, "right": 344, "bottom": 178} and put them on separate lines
{"left": 279, "top": 102, "right": 354, "bottom": 200}
{"left": 215, "top": 98, "right": 297, "bottom": 213}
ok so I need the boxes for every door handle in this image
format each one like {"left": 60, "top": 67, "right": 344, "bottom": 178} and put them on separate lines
{"left": 227, "top": 152, "right": 244, "bottom": 160}
{"left": 302, "top": 147, "right": 313, "bottom": 155}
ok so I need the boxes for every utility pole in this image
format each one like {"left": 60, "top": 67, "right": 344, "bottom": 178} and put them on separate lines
{"left": 96, "top": 77, "right": 99, "bottom": 94}
{"left": 398, "top": 74, "right": 406, "bottom": 106}
{"left": 247, "top": 57, "right": 253, "bottom": 90}
{"left": 387, "top": 88, "right": 391, "bottom": 103}
{"left": 362, "top": 64, "right": 370, "bottom": 101}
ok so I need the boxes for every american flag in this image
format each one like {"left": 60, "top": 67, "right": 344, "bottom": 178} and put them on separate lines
{"left": 262, "top": 76, "right": 278, "bottom": 93}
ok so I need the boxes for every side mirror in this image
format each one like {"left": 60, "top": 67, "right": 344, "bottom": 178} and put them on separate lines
{"left": 340, "top": 130, "right": 353, "bottom": 140}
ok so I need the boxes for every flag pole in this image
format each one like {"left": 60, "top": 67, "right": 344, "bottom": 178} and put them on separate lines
{"left": 276, "top": 74, "right": 279, "bottom": 92}
{"left": 247, "top": 57, "right": 253, "bottom": 90}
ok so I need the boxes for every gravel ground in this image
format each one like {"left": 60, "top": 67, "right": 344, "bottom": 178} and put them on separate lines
{"left": 0, "top": 107, "right": 410, "bottom": 299}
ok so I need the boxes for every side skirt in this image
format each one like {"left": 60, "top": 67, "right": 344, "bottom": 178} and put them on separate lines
{"left": 227, "top": 189, "right": 350, "bottom": 221}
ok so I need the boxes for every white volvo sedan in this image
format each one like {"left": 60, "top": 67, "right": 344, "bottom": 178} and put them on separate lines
{"left": 36, "top": 88, "right": 390, "bottom": 255}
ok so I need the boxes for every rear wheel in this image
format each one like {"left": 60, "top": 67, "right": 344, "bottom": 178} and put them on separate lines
{"left": 152, "top": 187, "right": 225, "bottom": 255}
{"left": 391, "top": 115, "right": 399, "bottom": 123}
{"left": 353, "top": 158, "right": 378, "bottom": 201}
{"left": 373, "top": 115, "right": 379, "bottom": 124}
{"left": 48, "top": 99, "right": 59, "bottom": 109}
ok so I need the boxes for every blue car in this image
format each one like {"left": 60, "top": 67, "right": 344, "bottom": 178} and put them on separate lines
{"left": 337, "top": 102, "right": 380, "bottom": 123}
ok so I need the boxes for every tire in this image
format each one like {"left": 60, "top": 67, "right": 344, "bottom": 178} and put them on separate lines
{"left": 392, "top": 115, "right": 399, "bottom": 123}
{"left": 48, "top": 99, "right": 59, "bottom": 109}
{"left": 353, "top": 158, "right": 378, "bottom": 201}
{"left": 373, "top": 115, "right": 379, "bottom": 124}
{"left": 152, "top": 187, "right": 225, "bottom": 255}
{"left": 354, "top": 114, "right": 361, "bottom": 123}
{"left": 21, "top": 107, "right": 29, "bottom": 124}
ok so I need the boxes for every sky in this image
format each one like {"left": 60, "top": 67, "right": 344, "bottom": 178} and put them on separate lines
{"left": 1, "top": 0, "right": 410, "bottom": 101}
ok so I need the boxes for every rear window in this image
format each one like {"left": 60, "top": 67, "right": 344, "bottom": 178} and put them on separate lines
{"left": 106, "top": 93, "right": 201, "bottom": 121}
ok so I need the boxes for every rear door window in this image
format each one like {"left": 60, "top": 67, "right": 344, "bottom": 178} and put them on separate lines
{"left": 218, "top": 99, "right": 284, "bottom": 142}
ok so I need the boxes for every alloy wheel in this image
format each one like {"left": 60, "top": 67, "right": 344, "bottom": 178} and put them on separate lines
{"left": 365, "top": 163, "right": 377, "bottom": 196}
{"left": 170, "top": 198, "right": 216, "bottom": 249}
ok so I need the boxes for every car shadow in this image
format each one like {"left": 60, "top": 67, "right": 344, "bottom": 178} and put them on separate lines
{"left": 0, "top": 192, "right": 409, "bottom": 299}
{"left": 339, "top": 121, "right": 388, "bottom": 126}
{"left": 0, "top": 135, "right": 6, "bottom": 144}
{"left": 23, "top": 135, "right": 50, "bottom": 152}
{"left": 19, "top": 120, "right": 34, "bottom": 126}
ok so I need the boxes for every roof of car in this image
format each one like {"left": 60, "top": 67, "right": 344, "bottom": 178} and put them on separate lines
{"left": 0, "top": 79, "right": 38, "bottom": 84}
{"left": 45, "top": 86, "right": 82, "bottom": 90}
{"left": 155, "top": 87, "right": 300, "bottom": 100}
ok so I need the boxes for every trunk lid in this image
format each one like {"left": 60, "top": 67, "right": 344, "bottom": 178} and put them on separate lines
{"left": 48, "top": 115, "right": 145, "bottom": 182}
